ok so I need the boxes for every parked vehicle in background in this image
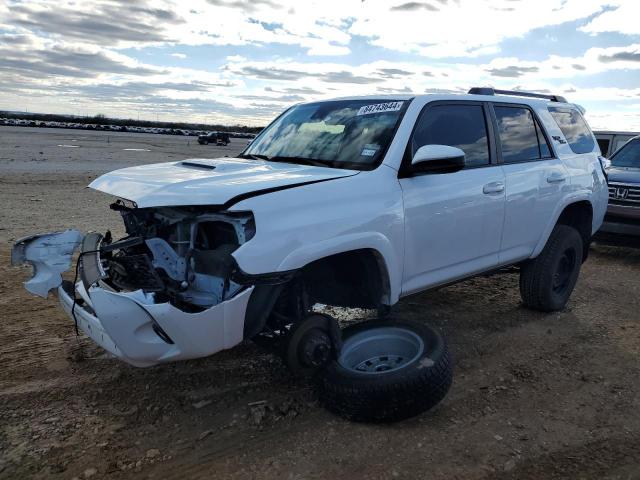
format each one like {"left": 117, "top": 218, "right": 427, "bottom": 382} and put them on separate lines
{"left": 599, "top": 136, "right": 640, "bottom": 237}
{"left": 594, "top": 130, "right": 640, "bottom": 157}
{"left": 12, "top": 88, "right": 607, "bottom": 423}
{"left": 198, "top": 131, "right": 230, "bottom": 145}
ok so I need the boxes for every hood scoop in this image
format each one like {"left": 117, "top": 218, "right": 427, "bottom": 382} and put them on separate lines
{"left": 180, "top": 160, "right": 217, "bottom": 170}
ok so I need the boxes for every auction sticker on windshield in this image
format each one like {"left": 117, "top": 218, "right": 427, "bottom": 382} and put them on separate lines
{"left": 357, "top": 101, "right": 404, "bottom": 116}
{"left": 361, "top": 144, "right": 380, "bottom": 157}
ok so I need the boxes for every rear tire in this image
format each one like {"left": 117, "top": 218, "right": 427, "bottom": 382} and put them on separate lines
{"left": 319, "top": 320, "right": 452, "bottom": 423}
{"left": 520, "top": 224, "right": 583, "bottom": 312}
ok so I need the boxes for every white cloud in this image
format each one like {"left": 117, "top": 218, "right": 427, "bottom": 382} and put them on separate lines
{"left": 349, "top": 0, "right": 613, "bottom": 58}
{"left": 2, "top": 0, "right": 629, "bottom": 59}
{"left": 580, "top": 1, "right": 640, "bottom": 36}
{"left": 1, "top": 0, "right": 640, "bottom": 129}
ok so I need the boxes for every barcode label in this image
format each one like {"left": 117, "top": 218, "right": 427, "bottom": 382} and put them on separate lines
{"left": 357, "top": 101, "right": 404, "bottom": 116}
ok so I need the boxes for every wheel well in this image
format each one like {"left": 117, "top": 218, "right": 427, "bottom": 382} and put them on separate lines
{"left": 300, "top": 249, "right": 391, "bottom": 309}
{"left": 245, "top": 249, "right": 390, "bottom": 339}
{"left": 556, "top": 201, "right": 593, "bottom": 261}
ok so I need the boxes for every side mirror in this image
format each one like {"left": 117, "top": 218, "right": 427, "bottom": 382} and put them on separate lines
{"left": 411, "top": 145, "right": 466, "bottom": 173}
{"left": 598, "top": 156, "right": 612, "bottom": 170}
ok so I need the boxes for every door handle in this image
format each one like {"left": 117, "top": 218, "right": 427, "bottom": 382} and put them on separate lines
{"left": 546, "top": 173, "right": 566, "bottom": 184}
{"left": 483, "top": 181, "right": 505, "bottom": 194}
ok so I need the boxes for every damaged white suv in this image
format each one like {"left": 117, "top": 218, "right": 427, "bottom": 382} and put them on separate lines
{"left": 13, "top": 88, "right": 608, "bottom": 422}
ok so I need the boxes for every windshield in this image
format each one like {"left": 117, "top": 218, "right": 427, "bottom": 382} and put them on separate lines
{"left": 242, "top": 99, "right": 409, "bottom": 170}
{"left": 611, "top": 138, "right": 640, "bottom": 168}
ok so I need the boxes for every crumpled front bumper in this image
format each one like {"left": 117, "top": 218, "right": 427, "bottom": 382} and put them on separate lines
{"left": 13, "top": 230, "right": 254, "bottom": 367}
{"left": 58, "top": 281, "right": 253, "bottom": 367}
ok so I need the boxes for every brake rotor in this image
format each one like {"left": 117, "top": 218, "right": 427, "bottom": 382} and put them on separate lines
{"left": 284, "top": 313, "right": 340, "bottom": 377}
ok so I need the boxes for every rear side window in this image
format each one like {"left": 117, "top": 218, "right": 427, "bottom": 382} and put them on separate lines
{"left": 412, "top": 104, "right": 490, "bottom": 167}
{"left": 548, "top": 107, "right": 595, "bottom": 154}
{"left": 494, "top": 106, "right": 552, "bottom": 163}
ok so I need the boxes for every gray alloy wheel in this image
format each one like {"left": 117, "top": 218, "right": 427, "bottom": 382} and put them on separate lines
{"left": 338, "top": 326, "right": 424, "bottom": 374}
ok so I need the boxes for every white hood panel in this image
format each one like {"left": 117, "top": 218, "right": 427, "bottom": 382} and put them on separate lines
{"left": 88, "top": 157, "right": 357, "bottom": 208}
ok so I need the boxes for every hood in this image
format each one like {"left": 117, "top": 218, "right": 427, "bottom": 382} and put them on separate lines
{"left": 89, "top": 157, "right": 358, "bottom": 208}
{"left": 607, "top": 166, "right": 640, "bottom": 184}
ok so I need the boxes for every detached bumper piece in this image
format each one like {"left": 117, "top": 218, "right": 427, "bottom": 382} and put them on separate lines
{"left": 59, "top": 280, "right": 253, "bottom": 367}
{"left": 11, "top": 230, "right": 83, "bottom": 297}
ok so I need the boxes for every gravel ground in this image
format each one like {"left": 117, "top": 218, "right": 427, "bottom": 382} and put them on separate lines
{"left": 1, "top": 126, "right": 639, "bottom": 480}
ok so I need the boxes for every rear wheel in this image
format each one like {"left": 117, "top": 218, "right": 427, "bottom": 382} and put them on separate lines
{"left": 319, "top": 320, "right": 452, "bottom": 423}
{"left": 520, "top": 224, "right": 583, "bottom": 312}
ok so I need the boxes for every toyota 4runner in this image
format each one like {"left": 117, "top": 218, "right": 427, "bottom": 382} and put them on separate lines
{"left": 12, "top": 88, "right": 608, "bottom": 422}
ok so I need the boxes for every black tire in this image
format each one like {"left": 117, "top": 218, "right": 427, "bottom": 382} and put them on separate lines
{"left": 319, "top": 320, "right": 452, "bottom": 423}
{"left": 520, "top": 224, "right": 583, "bottom": 312}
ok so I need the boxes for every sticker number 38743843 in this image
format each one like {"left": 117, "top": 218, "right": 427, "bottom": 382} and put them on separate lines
{"left": 357, "top": 101, "right": 404, "bottom": 116}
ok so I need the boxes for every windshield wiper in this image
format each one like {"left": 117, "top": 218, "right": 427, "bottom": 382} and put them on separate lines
{"left": 265, "top": 156, "right": 335, "bottom": 168}
{"left": 239, "top": 153, "right": 335, "bottom": 168}
{"left": 238, "top": 153, "right": 270, "bottom": 161}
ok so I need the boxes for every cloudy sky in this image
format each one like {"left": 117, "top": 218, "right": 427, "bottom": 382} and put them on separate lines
{"left": 0, "top": 0, "right": 639, "bottom": 128}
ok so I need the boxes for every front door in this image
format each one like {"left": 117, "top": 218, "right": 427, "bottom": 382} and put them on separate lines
{"left": 400, "top": 102, "right": 506, "bottom": 296}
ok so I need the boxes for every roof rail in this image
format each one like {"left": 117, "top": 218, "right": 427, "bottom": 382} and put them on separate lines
{"left": 468, "top": 87, "right": 567, "bottom": 103}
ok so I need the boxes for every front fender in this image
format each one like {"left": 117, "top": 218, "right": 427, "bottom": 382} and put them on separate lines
{"left": 230, "top": 167, "right": 405, "bottom": 304}
{"left": 277, "top": 232, "right": 400, "bottom": 304}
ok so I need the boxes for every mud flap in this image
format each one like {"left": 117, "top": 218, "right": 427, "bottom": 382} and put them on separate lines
{"left": 11, "top": 230, "right": 83, "bottom": 297}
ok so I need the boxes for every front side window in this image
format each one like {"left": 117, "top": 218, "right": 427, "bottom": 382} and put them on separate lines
{"left": 610, "top": 138, "right": 640, "bottom": 168}
{"left": 494, "top": 106, "right": 552, "bottom": 163}
{"left": 548, "top": 107, "right": 595, "bottom": 154}
{"left": 411, "top": 104, "right": 490, "bottom": 167}
{"left": 242, "top": 99, "right": 408, "bottom": 170}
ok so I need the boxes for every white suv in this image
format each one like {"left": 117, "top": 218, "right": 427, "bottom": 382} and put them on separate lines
{"left": 12, "top": 88, "right": 608, "bottom": 422}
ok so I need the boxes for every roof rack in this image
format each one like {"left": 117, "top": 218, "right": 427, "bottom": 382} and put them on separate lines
{"left": 468, "top": 87, "right": 567, "bottom": 103}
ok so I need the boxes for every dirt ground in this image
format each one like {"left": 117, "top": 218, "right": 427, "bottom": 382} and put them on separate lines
{"left": 1, "top": 126, "right": 639, "bottom": 480}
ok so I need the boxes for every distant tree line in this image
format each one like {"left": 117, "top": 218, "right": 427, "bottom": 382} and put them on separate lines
{"left": 0, "top": 111, "right": 264, "bottom": 134}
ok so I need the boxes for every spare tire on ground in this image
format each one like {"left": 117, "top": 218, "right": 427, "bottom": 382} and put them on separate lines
{"left": 318, "top": 319, "right": 452, "bottom": 423}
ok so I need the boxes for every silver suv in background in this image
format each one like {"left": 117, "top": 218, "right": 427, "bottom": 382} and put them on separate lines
{"left": 595, "top": 130, "right": 639, "bottom": 158}
{"left": 600, "top": 136, "right": 640, "bottom": 237}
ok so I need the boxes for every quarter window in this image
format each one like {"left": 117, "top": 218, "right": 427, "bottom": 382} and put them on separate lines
{"left": 494, "top": 106, "right": 552, "bottom": 163}
{"left": 548, "top": 107, "right": 595, "bottom": 154}
{"left": 412, "top": 104, "right": 490, "bottom": 167}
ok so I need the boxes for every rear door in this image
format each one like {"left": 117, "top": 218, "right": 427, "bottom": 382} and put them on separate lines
{"left": 491, "top": 103, "right": 568, "bottom": 263}
{"left": 399, "top": 101, "right": 506, "bottom": 295}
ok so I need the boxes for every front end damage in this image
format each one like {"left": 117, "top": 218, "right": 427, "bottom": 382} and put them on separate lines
{"left": 11, "top": 202, "right": 279, "bottom": 367}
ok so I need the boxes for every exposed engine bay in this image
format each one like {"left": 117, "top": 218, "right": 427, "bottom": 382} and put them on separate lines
{"left": 85, "top": 200, "right": 256, "bottom": 312}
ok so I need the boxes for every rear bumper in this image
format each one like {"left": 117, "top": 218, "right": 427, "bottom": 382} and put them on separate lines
{"left": 58, "top": 281, "right": 253, "bottom": 367}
